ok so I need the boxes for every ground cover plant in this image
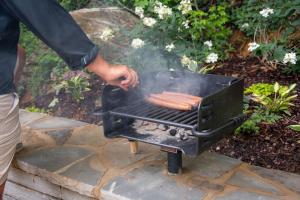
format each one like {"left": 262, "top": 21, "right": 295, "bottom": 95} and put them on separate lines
{"left": 18, "top": 0, "right": 299, "bottom": 173}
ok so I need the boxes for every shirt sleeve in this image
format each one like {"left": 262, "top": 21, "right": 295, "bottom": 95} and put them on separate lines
{"left": 1, "top": 0, "right": 99, "bottom": 70}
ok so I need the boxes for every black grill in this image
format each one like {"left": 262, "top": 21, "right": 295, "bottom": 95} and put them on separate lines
{"left": 95, "top": 70, "right": 245, "bottom": 174}
{"left": 111, "top": 101, "right": 198, "bottom": 129}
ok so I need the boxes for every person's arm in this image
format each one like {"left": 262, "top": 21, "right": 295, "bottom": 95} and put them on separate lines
{"left": 1, "top": 0, "right": 138, "bottom": 89}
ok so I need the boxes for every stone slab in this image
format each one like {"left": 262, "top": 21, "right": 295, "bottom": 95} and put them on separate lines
{"left": 61, "top": 188, "right": 96, "bottom": 200}
{"left": 250, "top": 165, "right": 300, "bottom": 194}
{"left": 27, "top": 116, "right": 87, "bottom": 130}
{"left": 101, "top": 164, "right": 207, "bottom": 200}
{"left": 3, "top": 195, "right": 17, "bottom": 200}
{"left": 4, "top": 181, "right": 58, "bottom": 200}
{"left": 21, "top": 130, "right": 56, "bottom": 152}
{"left": 100, "top": 140, "right": 158, "bottom": 169}
{"left": 7, "top": 167, "right": 61, "bottom": 199}
{"left": 184, "top": 151, "right": 242, "bottom": 179}
{"left": 19, "top": 110, "right": 46, "bottom": 125}
{"left": 60, "top": 155, "right": 103, "bottom": 186}
{"left": 215, "top": 190, "right": 277, "bottom": 200}
{"left": 46, "top": 129, "right": 72, "bottom": 145}
{"left": 17, "top": 146, "right": 92, "bottom": 172}
{"left": 227, "top": 170, "right": 279, "bottom": 195}
{"left": 66, "top": 125, "right": 107, "bottom": 147}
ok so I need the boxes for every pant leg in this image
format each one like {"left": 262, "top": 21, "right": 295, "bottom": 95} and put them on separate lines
{"left": 0, "top": 93, "right": 21, "bottom": 185}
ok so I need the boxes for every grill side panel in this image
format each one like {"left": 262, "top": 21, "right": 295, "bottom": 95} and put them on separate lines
{"left": 197, "top": 79, "right": 244, "bottom": 132}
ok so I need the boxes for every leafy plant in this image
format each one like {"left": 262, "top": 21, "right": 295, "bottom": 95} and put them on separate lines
{"left": 288, "top": 124, "right": 300, "bottom": 132}
{"left": 25, "top": 105, "right": 47, "bottom": 113}
{"left": 236, "top": 109, "right": 282, "bottom": 135}
{"left": 233, "top": 0, "right": 299, "bottom": 71}
{"left": 55, "top": 74, "right": 90, "bottom": 102}
{"left": 250, "top": 82, "right": 297, "bottom": 115}
{"left": 118, "top": 0, "right": 232, "bottom": 72}
{"left": 236, "top": 82, "right": 297, "bottom": 135}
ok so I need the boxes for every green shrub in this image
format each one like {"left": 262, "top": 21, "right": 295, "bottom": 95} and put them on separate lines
{"left": 246, "top": 82, "right": 297, "bottom": 115}
{"left": 236, "top": 82, "right": 297, "bottom": 135}
{"left": 25, "top": 105, "right": 47, "bottom": 113}
{"left": 233, "top": 0, "right": 299, "bottom": 72}
{"left": 117, "top": 0, "right": 232, "bottom": 72}
{"left": 54, "top": 71, "right": 90, "bottom": 102}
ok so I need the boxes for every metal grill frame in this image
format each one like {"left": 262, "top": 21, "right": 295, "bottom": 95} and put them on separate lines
{"left": 95, "top": 71, "right": 245, "bottom": 157}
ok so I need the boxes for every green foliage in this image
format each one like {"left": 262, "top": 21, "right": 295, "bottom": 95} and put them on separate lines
{"left": 188, "top": 5, "right": 231, "bottom": 45}
{"left": 233, "top": 0, "right": 299, "bottom": 71}
{"left": 236, "top": 82, "right": 297, "bottom": 135}
{"left": 236, "top": 109, "right": 282, "bottom": 135}
{"left": 288, "top": 124, "right": 300, "bottom": 132}
{"left": 27, "top": 52, "right": 66, "bottom": 97}
{"left": 119, "top": 1, "right": 231, "bottom": 72}
{"left": 58, "top": 0, "right": 90, "bottom": 11}
{"left": 249, "top": 82, "right": 297, "bottom": 115}
{"left": 25, "top": 105, "right": 47, "bottom": 113}
{"left": 245, "top": 83, "right": 274, "bottom": 96}
{"left": 55, "top": 76, "right": 90, "bottom": 102}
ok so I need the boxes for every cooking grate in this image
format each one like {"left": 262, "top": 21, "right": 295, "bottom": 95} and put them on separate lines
{"left": 110, "top": 100, "right": 198, "bottom": 129}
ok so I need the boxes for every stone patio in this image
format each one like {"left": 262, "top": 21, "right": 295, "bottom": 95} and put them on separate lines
{"left": 4, "top": 110, "right": 300, "bottom": 200}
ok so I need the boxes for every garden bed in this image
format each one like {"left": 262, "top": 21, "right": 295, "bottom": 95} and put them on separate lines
{"left": 211, "top": 57, "right": 300, "bottom": 174}
{"left": 20, "top": 57, "right": 300, "bottom": 174}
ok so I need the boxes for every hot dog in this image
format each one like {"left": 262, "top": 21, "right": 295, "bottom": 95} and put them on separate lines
{"left": 150, "top": 94, "right": 199, "bottom": 107}
{"left": 146, "top": 96, "right": 192, "bottom": 111}
{"left": 162, "top": 91, "right": 202, "bottom": 102}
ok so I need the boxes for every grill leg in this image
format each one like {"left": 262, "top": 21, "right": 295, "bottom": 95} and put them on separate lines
{"left": 167, "top": 151, "right": 182, "bottom": 175}
{"left": 129, "top": 140, "right": 139, "bottom": 154}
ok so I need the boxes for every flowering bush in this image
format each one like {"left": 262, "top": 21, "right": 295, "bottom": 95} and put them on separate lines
{"left": 119, "top": 0, "right": 232, "bottom": 73}
{"left": 234, "top": 0, "right": 299, "bottom": 73}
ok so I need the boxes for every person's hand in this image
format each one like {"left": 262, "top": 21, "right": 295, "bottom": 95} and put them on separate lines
{"left": 87, "top": 55, "right": 139, "bottom": 90}
{"left": 102, "top": 64, "right": 139, "bottom": 90}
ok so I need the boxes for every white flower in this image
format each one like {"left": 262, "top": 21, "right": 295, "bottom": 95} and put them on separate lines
{"left": 181, "top": 55, "right": 190, "bottom": 66}
{"left": 99, "top": 28, "right": 114, "bottom": 41}
{"left": 283, "top": 52, "right": 297, "bottom": 64}
{"left": 248, "top": 42, "right": 260, "bottom": 52}
{"left": 154, "top": 2, "right": 172, "bottom": 19}
{"left": 205, "top": 53, "right": 218, "bottom": 63}
{"left": 182, "top": 20, "right": 190, "bottom": 29}
{"left": 135, "top": 7, "right": 144, "bottom": 18}
{"left": 131, "top": 38, "right": 145, "bottom": 49}
{"left": 181, "top": 55, "right": 198, "bottom": 71}
{"left": 204, "top": 40, "right": 213, "bottom": 49}
{"left": 259, "top": 8, "right": 274, "bottom": 18}
{"left": 143, "top": 17, "right": 157, "bottom": 27}
{"left": 165, "top": 43, "right": 175, "bottom": 52}
{"left": 178, "top": 0, "right": 192, "bottom": 14}
{"left": 241, "top": 23, "right": 249, "bottom": 28}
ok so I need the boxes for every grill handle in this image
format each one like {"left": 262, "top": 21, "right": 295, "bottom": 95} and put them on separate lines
{"left": 191, "top": 115, "right": 246, "bottom": 139}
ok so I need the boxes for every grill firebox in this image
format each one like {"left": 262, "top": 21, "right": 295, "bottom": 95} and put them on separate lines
{"left": 95, "top": 70, "right": 245, "bottom": 174}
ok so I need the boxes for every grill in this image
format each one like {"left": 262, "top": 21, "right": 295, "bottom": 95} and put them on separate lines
{"left": 95, "top": 70, "right": 245, "bottom": 174}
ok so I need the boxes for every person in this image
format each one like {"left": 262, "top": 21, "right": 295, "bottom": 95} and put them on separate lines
{"left": 0, "top": 1, "right": 139, "bottom": 198}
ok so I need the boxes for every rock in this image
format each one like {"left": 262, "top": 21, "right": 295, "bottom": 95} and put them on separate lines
{"left": 71, "top": 7, "right": 139, "bottom": 61}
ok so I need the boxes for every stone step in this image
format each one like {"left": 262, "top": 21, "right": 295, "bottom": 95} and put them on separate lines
{"left": 5, "top": 168, "right": 95, "bottom": 200}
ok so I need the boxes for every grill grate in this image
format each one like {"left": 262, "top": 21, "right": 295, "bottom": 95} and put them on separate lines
{"left": 110, "top": 101, "right": 198, "bottom": 129}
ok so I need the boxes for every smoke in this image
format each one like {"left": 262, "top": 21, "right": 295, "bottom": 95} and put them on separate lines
{"left": 90, "top": 1, "right": 212, "bottom": 98}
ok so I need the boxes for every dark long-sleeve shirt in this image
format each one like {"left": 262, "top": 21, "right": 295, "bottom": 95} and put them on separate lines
{"left": 0, "top": 0, "right": 99, "bottom": 95}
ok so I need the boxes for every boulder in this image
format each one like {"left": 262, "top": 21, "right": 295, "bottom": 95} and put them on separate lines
{"left": 71, "top": 7, "right": 139, "bottom": 62}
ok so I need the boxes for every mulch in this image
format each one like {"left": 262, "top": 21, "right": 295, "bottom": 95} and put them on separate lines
{"left": 21, "top": 57, "right": 300, "bottom": 174}
{"left": 210, "top": 57, "right": 300, "bottom": 174}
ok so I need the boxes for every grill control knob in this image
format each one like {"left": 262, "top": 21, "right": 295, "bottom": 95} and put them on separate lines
{"left": 169, "top": 129, "right": 177, "bottom": 136}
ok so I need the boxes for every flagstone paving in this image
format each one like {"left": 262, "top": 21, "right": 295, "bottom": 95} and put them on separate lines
{"left": 4, "top": 110, "right": 300, "bottom": 200}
